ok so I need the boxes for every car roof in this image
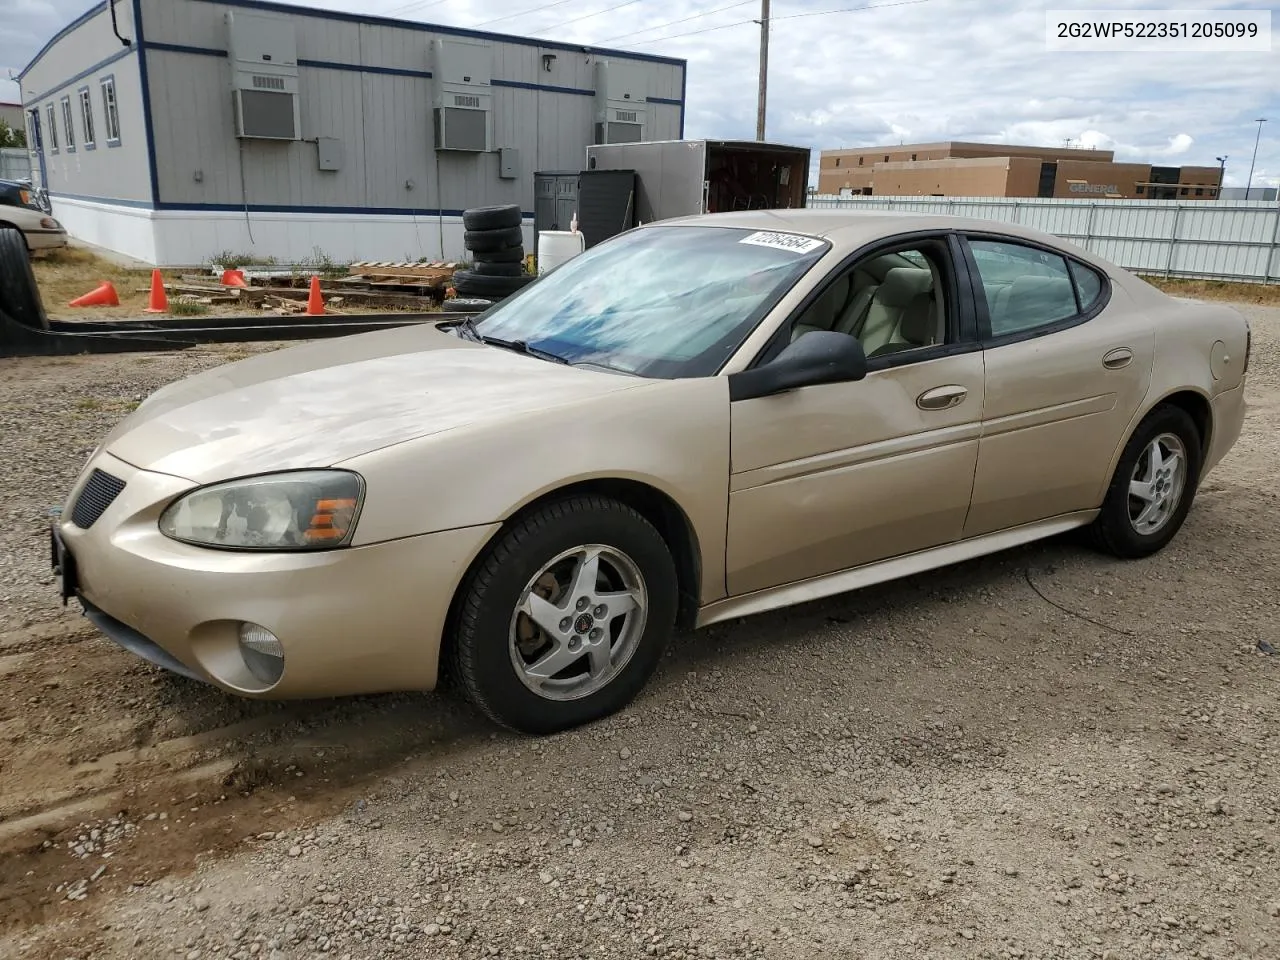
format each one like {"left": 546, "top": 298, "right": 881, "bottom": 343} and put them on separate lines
{"left": 647, "top": 208, "right": 1104, "bottom": 264}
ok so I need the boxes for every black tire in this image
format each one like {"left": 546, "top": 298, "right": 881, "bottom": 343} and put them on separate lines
{"left": 1088, "top": 404, "right": 1203, "bottom": 559}
{"left": 0, "top": 226, "right": 47, "bottom": 331}
{"left": 469, "top": 259, "right": 524, "bottom": 278}
{"left": 462, "top": 204, "right": 522, "bottom": 232}
{"left": 453, "top": 270, "right": 536, "bottom": 299}
{"left": 464, "top": 226, "right": 523, "bottom": 253}
{"left": 448, "top": 495, "right": 678, "bottom": 734}
{"left": 473, "top": 244, "right": 525, "bottom": 264}
{"left": 442, "top": 297, "right": 493, "bottom": 314}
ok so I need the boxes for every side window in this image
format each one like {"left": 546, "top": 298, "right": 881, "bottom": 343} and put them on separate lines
{"left": 100, "top": 77, "right": 121, "bottom": 143}
{"left": 784, "top": 243, "right": 951, "bottom": 362}
{"left": 968, "top": 239, "right": 1077, "bottom": 337}
{"left": 1069, "top": 259, "right": 1104, "bottom": 310}
{"left": 78, "top": 87, "right": 95, "bottom": 148}
{"left": 61, "top": 96, "right": 75, "bottom": 152}
{"left": 46, "top": 103, "right": 59, "bottom": 152}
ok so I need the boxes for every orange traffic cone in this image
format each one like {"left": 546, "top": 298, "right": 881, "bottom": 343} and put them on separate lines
{"left": 143, "top": 269, "right": 168, "bottom": 314}
{"left": 68, "top": 281, "right": 120, "bottom": 308}
{"left": 220, "top": 268, "right": 247, "bottom": 287}
{"left": 305, "top": 275, "right": 325, "bottom": 315}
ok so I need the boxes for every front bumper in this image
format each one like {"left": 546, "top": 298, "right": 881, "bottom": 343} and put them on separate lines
{"left": 25, "top": 228, "right": 69, "bottom": 252}
{"left": 53, "top": 451, "right": 499, "bottom": 698}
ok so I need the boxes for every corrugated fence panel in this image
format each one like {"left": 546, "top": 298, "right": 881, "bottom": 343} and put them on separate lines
{"left": 809, "top": 195, "right": 1280, "bottom": 283}
{"left": 0, "top": 148, "right": 32, "bottom": 181}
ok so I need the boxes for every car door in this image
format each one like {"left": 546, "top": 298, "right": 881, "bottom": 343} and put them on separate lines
{"left": 724, "top": 233, "right": 986, "bottom": 597}
{"left": 959, "top": 233, "right": 1155, "bottom": 537}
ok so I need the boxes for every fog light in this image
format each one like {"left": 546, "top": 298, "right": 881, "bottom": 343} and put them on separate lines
{"left": 238, "top": 622, "right": 284, "bottom": 686}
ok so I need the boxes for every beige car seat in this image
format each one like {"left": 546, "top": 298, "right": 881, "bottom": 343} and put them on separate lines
{"left": 790, "top": 269, "right": 879, "bottom": 342}
{"left": 859, "top": 267, "right": 934, "bottom": 354}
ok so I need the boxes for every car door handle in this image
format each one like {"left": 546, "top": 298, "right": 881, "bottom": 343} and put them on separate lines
{"left": 1102, "top": 347, "right": 1133, "bottom": 369}
{"left": 916, "top": 385, "right": 968, "bottom": 410}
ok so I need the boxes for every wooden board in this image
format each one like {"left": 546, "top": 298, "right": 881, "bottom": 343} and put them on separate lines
{"left": 348, "top": 261, "right": 459, "bottom": 278}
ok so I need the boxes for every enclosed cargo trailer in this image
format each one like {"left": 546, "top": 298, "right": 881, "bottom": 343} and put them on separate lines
{"left": 583, "top": 139, "right": 811, "bottom": 237}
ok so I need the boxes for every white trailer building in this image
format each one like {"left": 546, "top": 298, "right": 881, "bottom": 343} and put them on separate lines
{"left": 18, "top": 0, "right": 686, "bottom": 265}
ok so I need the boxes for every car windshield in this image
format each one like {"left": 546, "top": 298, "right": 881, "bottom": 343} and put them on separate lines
{"left": 471, "top": 224, "right": 829, "bottom": 378}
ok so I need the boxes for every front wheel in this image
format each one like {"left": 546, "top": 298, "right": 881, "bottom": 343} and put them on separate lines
{"left": 1089, "top": 404, "right": 1203, "bottom": 558}
{"left": 448, "top": 495, "right": 678, "bottom": 734}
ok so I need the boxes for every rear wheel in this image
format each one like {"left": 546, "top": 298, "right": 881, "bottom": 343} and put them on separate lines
{"left": 448, "top": 495, "right": 678, "bottom": 734}
{"left": 1089, "top": 404, "right": 1202, "bottom": 558}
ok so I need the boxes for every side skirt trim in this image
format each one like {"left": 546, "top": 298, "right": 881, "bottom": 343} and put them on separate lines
{"left": 696, "top": 510, "right": 1099, "bottom": 627}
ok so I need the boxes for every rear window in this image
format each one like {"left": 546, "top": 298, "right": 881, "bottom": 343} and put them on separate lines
{"left": 1069, "top": 260, "right": 1104, "bottom": 310}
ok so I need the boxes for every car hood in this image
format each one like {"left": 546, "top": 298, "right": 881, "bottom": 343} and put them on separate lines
{"left": 102, "top": 323, "right": 646, "bottom": 484}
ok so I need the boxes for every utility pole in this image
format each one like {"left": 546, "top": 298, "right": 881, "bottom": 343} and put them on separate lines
{"left": 755, "top": 0, "right": 770, "bottom": 141}
{"left": 1245, "top": 118, "right": 1266, "bottom": 200}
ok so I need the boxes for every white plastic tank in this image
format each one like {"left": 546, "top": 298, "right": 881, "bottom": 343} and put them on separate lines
{"left": 537, "top": 230, "right": 585, "bottom": 275}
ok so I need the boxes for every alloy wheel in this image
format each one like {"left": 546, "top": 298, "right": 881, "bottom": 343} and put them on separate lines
{"left": 508, "top": 544, "right": 648, "bottom": 701}
{"left": 1127, "top": 431, "right": 1188, "bottom": 536}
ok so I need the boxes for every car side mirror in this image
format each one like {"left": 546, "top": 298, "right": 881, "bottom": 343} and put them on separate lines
{"left": 728, "top": 330, "right": 868, "bottom": 401}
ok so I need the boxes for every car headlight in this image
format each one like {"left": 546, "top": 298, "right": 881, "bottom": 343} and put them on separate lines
{"left": 40, "top": 217, "right": 62, "bottom": 230}
{"left": 159, "top": 470, "right": 364, "bottom": 551}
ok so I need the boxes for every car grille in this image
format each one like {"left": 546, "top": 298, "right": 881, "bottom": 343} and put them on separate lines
{"left": 70, "top": 468, "right": 126, "bottom": 529}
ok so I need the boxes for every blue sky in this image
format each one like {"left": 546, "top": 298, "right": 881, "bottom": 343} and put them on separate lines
{"left": 4, "top": 0, "right": 1278, "bottom": 190}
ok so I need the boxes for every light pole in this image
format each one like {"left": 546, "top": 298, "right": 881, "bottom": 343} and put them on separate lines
{"left": 1216, "top": 155, "right": 1227, "bottom": 198}
{"left": 1245, "top": 118, "right": 1266, "bottom": 200}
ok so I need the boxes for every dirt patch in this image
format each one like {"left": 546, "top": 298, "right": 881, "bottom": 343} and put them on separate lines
{"left": 31, "top": 247, "right": 178, "bottom": 321}
{"left": 1142, "top": 275, "right": 1280, "bottom": 306}
{"left": 29, "top": 247, "right": 438, "bottom": 321}
{"left": 1, "top": 305, "right": 1278, "bottom": 959}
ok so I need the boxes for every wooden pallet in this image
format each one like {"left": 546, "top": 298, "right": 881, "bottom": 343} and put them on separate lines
{"left": 349, "top": 260, "right": 457, "bottom": 276}
{"left": 347, "top": 261, "right": 458, "bottom": 283}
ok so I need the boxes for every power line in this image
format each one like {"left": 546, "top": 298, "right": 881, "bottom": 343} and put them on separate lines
{"left": 595, "top": 0, "right": 754, "bottom": 45}
{"left": 471, "top": 0, "right": 582, "bottom": 29}
{"left": 776, "top": 0, "right": 932, "bottom": 22}
{"left": 617, "top": 0, "right": 932, "bottom": 47}
{"left": 381, "top": 0, "right": 450, "bottom": 17}
{"left": 543, "top": 0, "right": 647, "bottom": 32}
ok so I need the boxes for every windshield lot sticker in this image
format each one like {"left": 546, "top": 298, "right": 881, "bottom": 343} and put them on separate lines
{"left": 738, "top": 231, "right": 824, "bottom": 254}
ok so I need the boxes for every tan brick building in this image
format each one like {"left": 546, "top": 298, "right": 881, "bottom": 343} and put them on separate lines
{"left": 818, "top": 141, "right": 1221, "bottom": 200}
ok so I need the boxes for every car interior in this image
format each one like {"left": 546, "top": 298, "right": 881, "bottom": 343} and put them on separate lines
{"left": 789, "top": 248, "right": 948, "bottom": 358}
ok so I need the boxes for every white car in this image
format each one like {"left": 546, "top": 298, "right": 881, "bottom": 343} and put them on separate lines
{"left": 0, "top": 179, "right": 67, "bottom": 254}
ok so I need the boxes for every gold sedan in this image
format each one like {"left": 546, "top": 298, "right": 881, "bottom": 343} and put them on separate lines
{"left": 50, "top": 210, "right": 1250, "bottom": 733}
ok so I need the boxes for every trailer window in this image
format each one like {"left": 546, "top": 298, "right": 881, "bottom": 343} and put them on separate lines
{"left": 473, "top": 225, "right": 829, "bottom": 378}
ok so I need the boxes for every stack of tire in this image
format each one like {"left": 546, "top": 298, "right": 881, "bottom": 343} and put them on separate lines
{"left": 444, "top": 204, "right": 536, "bottom": 314}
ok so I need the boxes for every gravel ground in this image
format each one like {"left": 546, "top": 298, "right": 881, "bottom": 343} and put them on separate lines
{"left": 1, "top": 307, "right": 1278, "bottom": 960}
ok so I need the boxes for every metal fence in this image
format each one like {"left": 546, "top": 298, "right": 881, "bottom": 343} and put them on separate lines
{"left": 807, "top": 194, "right": 1280, "bottom": 284}
{"left": 0, "top": 148, "right": 33, "bottom": 183}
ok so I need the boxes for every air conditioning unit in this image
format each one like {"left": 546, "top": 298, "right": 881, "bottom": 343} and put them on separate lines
{"left": 430, "top": 37, "right": 492, "bottom": 152}
{"left": 226, "top": 10, "right": 300, "bottom": 141}
{"left": 593, "top": 60, "right": 647, "bottom": 145}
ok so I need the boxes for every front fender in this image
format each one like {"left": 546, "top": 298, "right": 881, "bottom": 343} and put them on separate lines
{"left": 338, "top": 376, "right": 733, "bottom": 603}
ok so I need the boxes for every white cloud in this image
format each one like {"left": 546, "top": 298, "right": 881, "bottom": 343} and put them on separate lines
{"left": 3, "top": 0, "right": 1278, "bottom": 188}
